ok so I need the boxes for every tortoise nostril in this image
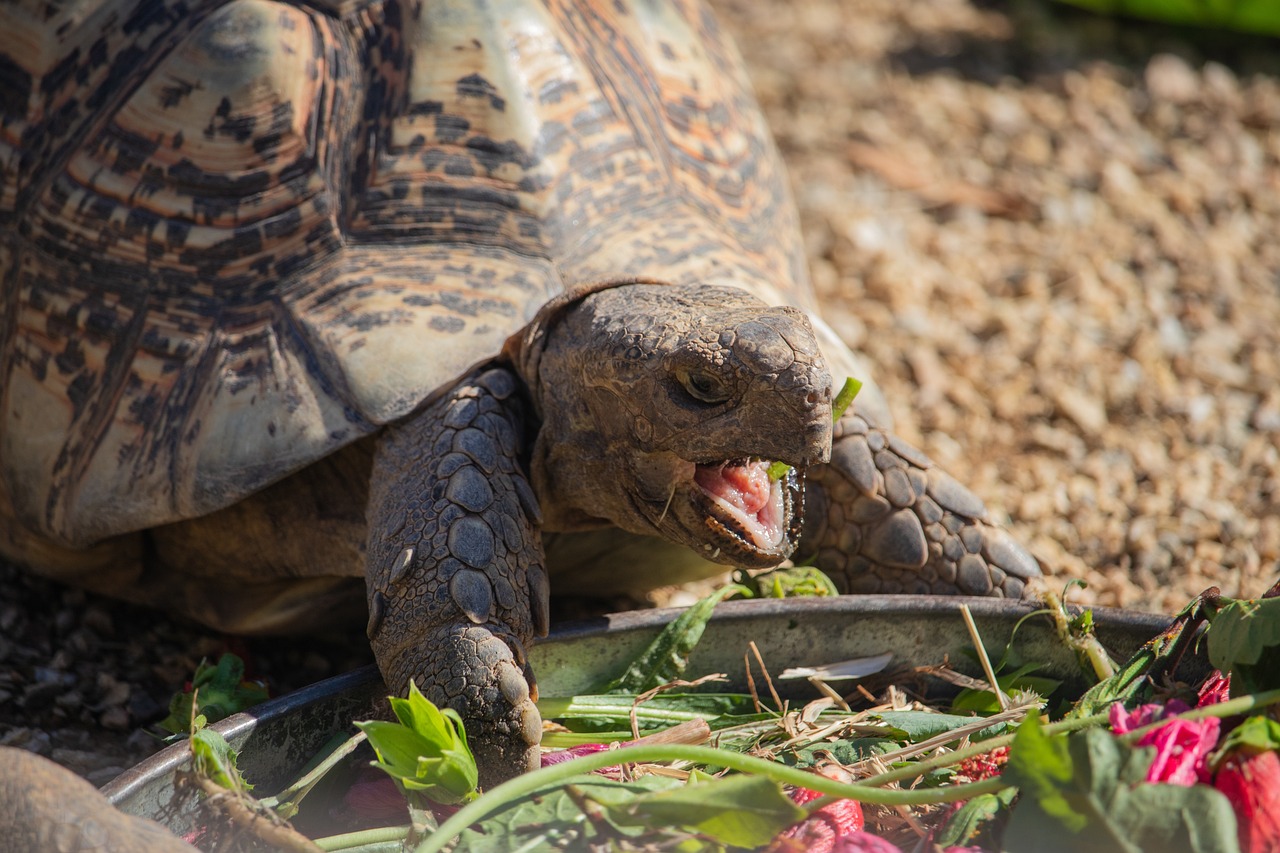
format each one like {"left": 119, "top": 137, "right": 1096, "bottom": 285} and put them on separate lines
{"left": 806, "top": 390, "right": 820, "bottom": 406}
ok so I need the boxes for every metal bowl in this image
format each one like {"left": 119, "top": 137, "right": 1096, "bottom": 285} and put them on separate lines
{"left": 103, "top": 595, "right": 1200, "bottom": 830}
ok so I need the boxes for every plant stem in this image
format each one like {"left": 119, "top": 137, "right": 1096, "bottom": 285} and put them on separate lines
{"left": 1119, "top": 687, "right": 1280, "bottom": 743}
{"left": 412, "top": 745, "right": 1006, "bottom": 853}
{"left": 856, "top": 687, "right": 1280, "bottom": 790}
{"left": 856, "top": 711, "right": 1111, "bottom": 788}
{"left": 191, "top": 775, "right": 324, "bottom": 852}
{"left": 264, "top": 731, "right": 368, "bottom": 816}
{"left": 536, "top": 696, "right": 725, "bottom": 726}
{"left": 313, "top": 825, "right": 410, "bottom": 851}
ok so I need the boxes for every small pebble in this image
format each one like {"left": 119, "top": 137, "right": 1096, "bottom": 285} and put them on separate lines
{"left": 100, "top": 706, "right": 131, "bottom": 731}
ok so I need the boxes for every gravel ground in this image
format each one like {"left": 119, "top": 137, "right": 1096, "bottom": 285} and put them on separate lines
{"left": 719, "top": 0, "right": 1280, "bottom": 609}
{"left": 3, "top": 0, "right": 1278, "bottom": 785}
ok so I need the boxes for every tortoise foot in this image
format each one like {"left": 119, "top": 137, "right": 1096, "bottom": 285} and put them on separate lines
{"left": 800, "top": 412, "right": 1042, "bottom": 598}
{"left": 378, "top": 623, "right": 542, "bottom": 789}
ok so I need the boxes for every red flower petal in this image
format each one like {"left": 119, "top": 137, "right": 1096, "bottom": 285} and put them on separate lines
{"left": 769, "top": 783, "right": 865, "bottom": 853}
{"left": 954, "top": 746, "right": 1009, "bottom": 783}
{"left": 1143, "top": 716, "right": 1221, "bottom": 786}
{"left": 342, "top": 770, "right": 409, "bottom": 822}
{"left": 1214, "top": 750, "right": 1280, "bottom": 853}
{"left": 1197, "top": 671, "right": 1231, "bottom": 707}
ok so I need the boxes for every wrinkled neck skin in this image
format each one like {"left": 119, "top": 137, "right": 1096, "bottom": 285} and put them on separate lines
{"left": 515, "top": 281, "right": 834, "bottom": 569}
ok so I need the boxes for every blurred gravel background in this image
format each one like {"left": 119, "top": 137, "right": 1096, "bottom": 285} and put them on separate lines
{"left": 715, "top": 0, "right": 1280, "bottom": 610}
{"left": 3, "top": 0, "right": 1278, "bottom": 783}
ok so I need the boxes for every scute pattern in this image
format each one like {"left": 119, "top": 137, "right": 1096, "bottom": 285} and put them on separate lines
{"left": 0, "top": 0, "right": 199, "bottom": 218}
{"left": 29, "top": 0, "right": 346, "bottom": 276}
{"left": 1, "top": 0, "right": 806, "bottom": 551}
{"left": 801, "top": 413, "right": 1041, "bottom": 599}
{"left": 365, "top": 366, "right": 547, "bottom": 779}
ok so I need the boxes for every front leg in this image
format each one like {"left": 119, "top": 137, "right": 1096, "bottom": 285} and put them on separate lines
{"left": 799, "top": 411, "right": 1042, "bottom": 598}
{"left": 364, "top": 367, "right": 550, "bottom": 786}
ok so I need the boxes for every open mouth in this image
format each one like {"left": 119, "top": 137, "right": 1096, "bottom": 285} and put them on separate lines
{"left": 692, "top": 458, "right": 802, "bottom": 561}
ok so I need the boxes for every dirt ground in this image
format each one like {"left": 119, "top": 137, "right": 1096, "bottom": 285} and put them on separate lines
{"left": 3, "top": 0, "right": 1278, "bottom": 785}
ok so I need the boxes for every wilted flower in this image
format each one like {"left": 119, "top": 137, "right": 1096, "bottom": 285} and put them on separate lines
{"left": 539, "top": 742, "right": 627, "bottom": 778}
{"left": 1197, "top": 671, "right": 1231, "bottom": 707}
{"left": 1213, "top": 749, "right": 1280, "bottom": 853}
{"left": 539, "top": 742, "right": 610, "bottom": 767}
{"left": 829, "top": 832, "right": 904, "bottom": 852}
{"left": 769, "top": 763, "right": 867, "bottom": 853}
{"left": 1109, "top": 700, "right": 1219, "bottom": 786}
{"left": 1108, "top": 698, "right": 1189, "bottom": 733}
{"left": 953, "top": 746, "right": 1009, "bottom": 783}
{"left": 341, "top": 767, "right": 411, "bottom": 822}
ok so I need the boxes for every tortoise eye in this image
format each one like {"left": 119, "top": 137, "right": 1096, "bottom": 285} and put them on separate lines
{"left": 679, "top": 369, "right": 731, "bottom": 404}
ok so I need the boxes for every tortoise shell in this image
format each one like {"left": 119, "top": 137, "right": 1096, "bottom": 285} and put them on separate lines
{"left": 0, "top": 0, "right": 871, "bottom": 565}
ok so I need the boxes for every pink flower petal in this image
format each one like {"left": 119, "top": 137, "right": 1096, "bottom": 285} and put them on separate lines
{"left": 1140, "top": 716, "right": 1220, "bottom": 785}
{"left": 829, "top": 831, "right": 904, "bottom": 852}
{"left": 539, "top": 742, "right": 632, "bottom": 778}
{"left": 538, "top": 742, "right": 611, "bottom": 767}
{"left": 1109, "top": 698, "right": 1219, "bottom": 785}
{"left": 1108, "top": 701, "right": 1166, "bottom": 734}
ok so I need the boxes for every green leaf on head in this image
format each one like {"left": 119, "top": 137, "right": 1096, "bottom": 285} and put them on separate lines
{"left": 189, "top": 720, "right": 252, "bottom": 794}
{"left": 768, "top": 375, "right": 862, "bottom": 482}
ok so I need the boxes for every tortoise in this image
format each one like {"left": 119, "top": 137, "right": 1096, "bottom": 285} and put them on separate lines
{"left": 0, "top": 0, "right": 1042, "bottom": 824}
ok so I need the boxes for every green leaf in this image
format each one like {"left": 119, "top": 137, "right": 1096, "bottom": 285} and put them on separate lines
{"left": 190, "top": 724, "right": 252, "bottom": 793}
{"left": 739, "top": 566, "right": 840, "bottom": 599}
{"left": 765, "top": 460, "right": 792, "bottom": 481}
{"left": 868, "top": 710, "right": 1011, "bottom": 741}
{"left": 1004, "top": 712, "right": 1086, "bottom": 834}
{"left": 792, "top": 738, "right": 901, "bottom": 768}
{"left": 355, "top": 682, "right": 478, "bottom": 805}
{"left": 934, "top": 787, "right": 1017, "bottom": 848}
{"left": 452, "top": 774, "right": 685, "bottom": 852}
{"left": 1004, "top": 718, "right": 1241, "bottom": 853}
{"left": 598, "top": 584, "right": 747, "bottom": 694}
{"left": 952, "top": 666, "right": 1062, "bottom": 713}
{"left": 1207, "top": 596, "right": 1280, "bottom": 693}
{"left": 159, "top": 653, "right": 269, "bottom": 734}
{"left": 540, "top": 692, "right": 762, "bottom": 732}
{"left": 1055, "top": 0, "right": 1280, "bottom": 37}
{"left": 1211, "top": 714, "right": 1280, "bottom": 768}
{"left": 607, "top": 773, "right": 804, "bottom": 848}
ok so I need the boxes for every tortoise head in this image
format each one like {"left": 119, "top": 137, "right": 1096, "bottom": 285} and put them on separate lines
{"left": 509, "top": 281, "right": 833, "bottom": 567}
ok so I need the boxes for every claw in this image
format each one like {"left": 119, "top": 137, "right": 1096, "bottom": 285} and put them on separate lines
{"left": 379, "top": 623, "right": 542, "bottom": 787}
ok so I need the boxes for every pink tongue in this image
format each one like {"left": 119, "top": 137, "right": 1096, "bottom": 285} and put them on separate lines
{"left": 694, "top": 462, "right": 771, "bottom": 515}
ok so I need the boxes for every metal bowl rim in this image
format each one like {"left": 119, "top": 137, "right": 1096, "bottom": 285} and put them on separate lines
{"left": 102, "top": 594, "right": 1172, "bottom": 802}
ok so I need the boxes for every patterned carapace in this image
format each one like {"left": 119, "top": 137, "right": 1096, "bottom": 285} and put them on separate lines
{"left": 0, "top": 0, "right": 818, "bottom": 550}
